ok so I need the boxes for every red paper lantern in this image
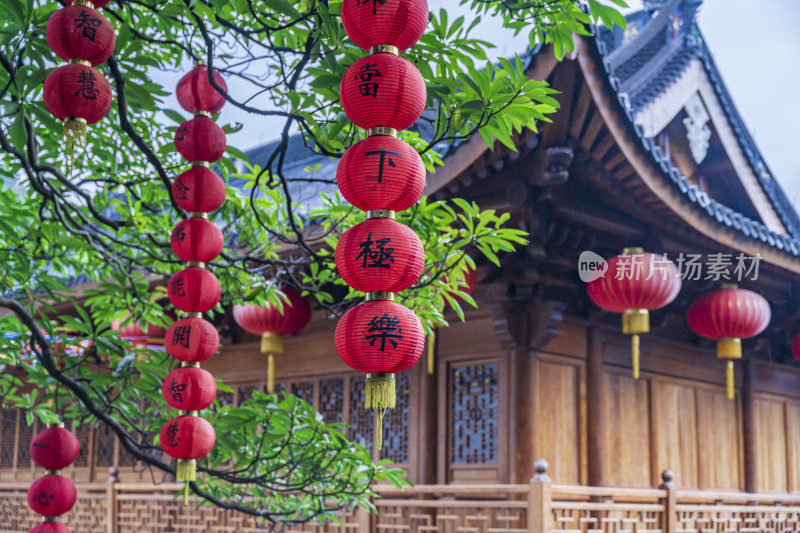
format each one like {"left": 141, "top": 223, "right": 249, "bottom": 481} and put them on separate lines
{"left": 176, "top": 65, "right": 228, "bottom": 115}
{"left": 335, "top": 299, "right": 424, "bottom": 373}
{"left": 172, "top": 166, "right": 226, "bottom": 213}
{"left": 114, "top": 319, "right": 146, "bottom": 345}
{"left": 43, "top": 63, "right": 112, "bottom": 125}
{"left": 342, "top": 0, "right": 428, "bottom": 52}
{"left": 170, "top": 217, "right": 224, "bottom": 263}
{"left": 29, "top": 522, "right": 73, "bottom": 533}
{"left": 340, "top": 52, "right": 426, "bottom": 131}
{"left": 687, "top": 284, "right": 770, "bottom": 399}
{"left": 160, "top": 415, "right": 216, "bottom": 459}
{"left": 232, "top": 288, "right": 312, "bottom": 337}
{"left": 168, "top": 267, "right": 221, "bottom": 313}
{"left": 165, "top": 317, "right": 219, "bottom": 362}
{"left": 27, "top": 475, "right": 77, "bottom": 517}
{"left": 335, "top": 217, "right": 424, "bottom": 293}
{"left": 792, "top": 333, "right": 800, "bottom": 362}
{"left": 337, "top": 135, "right": 425, "bottom": 212}
{"left": 30, "top": 427, "right": 80, "bottom": 471}
{"left": 162, "top": 367, "right": 217, "bottom": 411}
{"left": 47, "top": 6, "right": 116, "bottom": 66}
{"left": 67, "top": 0, "right": 110, "bottom": 8}
{"left": 587, "top": 248, "right": 681, "bottom": 378}
{"left": 174, "top": 116, "right": 226, "bottom": 163}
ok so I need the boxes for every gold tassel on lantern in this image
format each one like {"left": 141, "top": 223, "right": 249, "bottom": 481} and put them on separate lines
{"left": 261, "top": 332, "right": 284, "bottom": 394}
{"left": 365, "top": 372, "right": 395, "bottom": 451}
{"left": 622, "top": 308, "right": 649, "bottom": 379}
{"left": 176, "top": 458, "right": 196, "bottom": 505}
{"left": 717, "top": 337, "right": 741, "bottom": 400}
{"left": 427, "top": 329, "right": 436, "bottom": 375}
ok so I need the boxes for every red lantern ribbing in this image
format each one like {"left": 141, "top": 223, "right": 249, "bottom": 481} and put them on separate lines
{"left": 686, "top": 284, "right": 770, "bottom": 399}
{"left": 792, "top": 333, "right": 800, "bottom": 363}
{"left": 27, "top": 423, "right": 80, "bottom": 530}
{"left": 43, "top": 0, "right": 116, "bottom": 149}
{"left": 334, "top": 0, "right": 428, "bottom": 452}
{"left": 232, "top": 287, "right": 312, "bottom": 394}
{"left": 159, "top": 62, "right": 227, "bottom": 503}
{"left": 587, "top": 248, "right": 681, "bottom": 379}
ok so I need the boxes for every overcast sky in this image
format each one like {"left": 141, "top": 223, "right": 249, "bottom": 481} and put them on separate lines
{"left": 166, "top": 0, "right": 800, "bottom": 209}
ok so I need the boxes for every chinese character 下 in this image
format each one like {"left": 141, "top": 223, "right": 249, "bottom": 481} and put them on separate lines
{"left": 365, "top": 149, "right": 402, "bottom": 183}
{"left": 356, "top": 0, "right": 388, "bottom": 15}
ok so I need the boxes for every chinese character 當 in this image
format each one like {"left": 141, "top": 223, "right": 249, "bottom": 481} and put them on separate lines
{"left": 355, "top": 62, "right": 382, "bottom": 98}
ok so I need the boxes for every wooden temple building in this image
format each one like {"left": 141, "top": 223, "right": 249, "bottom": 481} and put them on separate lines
{"left": 3, "top": 0, "right": 800, "bottom": 531}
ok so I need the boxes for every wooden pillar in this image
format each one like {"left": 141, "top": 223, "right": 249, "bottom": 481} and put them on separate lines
{"left": 528, "top": 459, "right": 552, "bottom": 533}
{"left": 512, "top": 308, "right": 534, "bottom": 483}
{"left": 741, "top": 360, "right": 758, "bottom": 493}
{"left": 587, "top": 327, "right": 605, "bottom": 487}
{"left": 415, "top": 357, "right": 438, "bottom": 484}
{"left": 658, "top": 469, "right": 676, "bottom": 533}
{"left": 106, "top": 466, "right": 119, "bottom": 533}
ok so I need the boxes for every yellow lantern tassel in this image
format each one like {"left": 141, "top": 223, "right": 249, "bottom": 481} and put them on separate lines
{"left": 726, "top": 360, "right": 735, "bottom": 400}
{"left": 63, "top": 117, "right": 87, "bottom": 176}
{"left": 622, "top": 309, "right": 649, "bottom": 380}
{"left": 631, "top": 334, "right": 640, "bottom": 379}
{"left": 365, "top": 373, "right": 395, "bottom": 453}
{"left": 427, "top": 330, "right": 435, "bottom": 375}
{"left": 374, "top": 408, "right": 386, "bottom": 451}
{"left": 176, "top": 459, "right": 196, "bottom": 505}
{"left": 267, "top": 354, "right": 275, "bottom": 394}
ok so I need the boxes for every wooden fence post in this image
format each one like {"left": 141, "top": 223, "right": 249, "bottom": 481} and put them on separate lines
{"left": 106, "top": 466, "right": 119, "bottom": 533}
{"left": 659, "top": 469, "right": 676, "bottom": 533}
{"left": 529, "top": 459, "right": 552, "bottom": 533}
{"left": 356, "top": 495, "right": 372, "bottom": 532}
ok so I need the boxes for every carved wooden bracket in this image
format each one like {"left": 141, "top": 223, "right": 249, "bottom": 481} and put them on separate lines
{"left": 490, "top": 298, "right": 566, "bottom": 350}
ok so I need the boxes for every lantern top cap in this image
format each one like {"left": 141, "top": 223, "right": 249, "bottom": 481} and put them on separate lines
{"left": 369, "top": 45, "right": 399, "bottom": 55}
{"left": 195, "top": 59, "right": 207, "bottom": 66}
{"left": 46, "top": 422, "right": 65, "bottom": 429}
{"left": 721, "top": 283, "right": 738, "bottom": 290}
{"left": 622, "top": 247, "right": 644, "bottom": 254}
{"left": 366, "top": 291, "right": 394, "bottom": 302}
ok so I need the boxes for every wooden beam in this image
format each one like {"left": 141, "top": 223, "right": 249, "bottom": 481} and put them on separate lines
{"left": 741, "top": 361, "right": 758, "bottom": 493}
{"left": 586, "top": 327, "right": 606, "bottom": 487}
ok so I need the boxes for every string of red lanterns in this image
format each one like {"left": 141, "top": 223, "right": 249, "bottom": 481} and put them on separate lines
{"left": 43, "top": 0, "right": 115, "bottom": 150}
{"left": 687, "top": 284, "right": 770, "bottom": 399}
{"left": 587, "top": 248, "right": 681, "bottom": 379}
{"left": 159, "top": 62, "right": 227, "bottom": 501}
{"left": 27, "top": 423, "right": 81, "bottom": 533}
{"left": 232, "top": 287, "right": 312, "bottom": 394}
{"left": 334, "top": 0, "right": 429, "bottom": 451}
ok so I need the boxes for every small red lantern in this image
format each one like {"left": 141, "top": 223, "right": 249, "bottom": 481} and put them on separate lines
{"left": 30, "top": 427, "right": 80, "bottom": 471}
{"left": 168, "top": 267, "right": 221, "bottom": 313}
{"left": 340, "top": 52, "right": 426, "bottom": 131}
{"left": 174, "top": 116, "right": 226, "bottom": 163}
{"left": 587, "top": 248, "right": 681, "bottom": 379}
{"left": 27, "top": 475, "right": 77, "bottom": 517}
{"left": 342, "top": 0, "right": 429, "bottom": 52}
{"left": 43, "top": 63, "right": 113, "bottom": 139}
{"left": 163, "top": 367, "right": 217, "bottom": 411}
{"left": 160, "top": 415, "right": 216, "bottom": 460}
{"left": 176, "top": 64, "right": 228, "bottom": 115}
{"left": 29, "top": 522, "right": 73, "bottom": 533}
{"left": 335, "top": 216, "right": 424, "bottom": 293}
{"left": 335, "top": 297, "right": 424, "bottom": 449}
{"left": 46, "top": 6, "right": 116, "bottom": 66}
{"left": 687, "top": 284, "right": 770, "bottom": 399}
{"left": 232, "top": 288, "right": 312, "bottom": 393}
{"left": 172, "top": 166, "right": 226, "bottom": 213}
{"left": 170, "top": 217, "right": 224, "bottom": 263}
{"left": 791, "top": 333, "right": 800, "bottom": 362}
{"left": 165, "top": 317, "right": 219, "bottom": 363}
{"left": 337, "top": 135, "right": 425, "bottom": 212}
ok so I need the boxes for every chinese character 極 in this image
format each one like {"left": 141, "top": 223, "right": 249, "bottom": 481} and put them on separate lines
{"left": 355, "top": 232, "right": 394, "bottom": 269}
{"left": 75, "top": 10, "right": 102, "bottom": 42}
{"left": 75, "top": 69, "right": 99, "bottom": 100}
{"left": 355, "top": 62, "right": 382, "bottom": 98}
{"left": 365, "top": 149, "right": 402, "bottom": 183}
{"left": 365, "top": 313, "right": 403, "bottom": 351}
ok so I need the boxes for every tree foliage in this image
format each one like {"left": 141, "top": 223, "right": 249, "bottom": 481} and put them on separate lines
{"left": 0, "top": 0, "right": 624, "bottom": 527}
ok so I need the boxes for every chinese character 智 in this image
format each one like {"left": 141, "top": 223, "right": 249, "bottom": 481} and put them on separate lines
{"left": 46, "top": 5, "right": 116, "bottom": 66}
{"left": 162, "top": 367, "right": 218, "bottom": 411}
{"left": 335, "top": 217, "right": 424, "bottom": 292}
{"left": 170, "top": 217, "right": 224, "bottom": 264}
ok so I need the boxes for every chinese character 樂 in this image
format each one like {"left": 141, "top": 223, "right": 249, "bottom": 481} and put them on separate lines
{"left": 365, "top": 313, "right": 403, "bottom": 352}
{"left": 355, "top": 232, "right": 394, "bottom": 269}
{"left": 365, "top": 149, "right": 402, "bottom": 183}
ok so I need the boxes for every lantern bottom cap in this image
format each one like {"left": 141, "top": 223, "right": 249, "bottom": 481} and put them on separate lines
{"left": 365, "top": 373, "right": 396, "bottom": 410}
{"left": 717, "top": 338, "right": 742, "bottom": 359}
{"left": 622, "top": 308, "right": 649, "bottom": 335}
{"left": 261, "top": 332, "right": 284, "bottom": 355}
{"left": 177, "top": 458, "right": 197, "bottom": 482}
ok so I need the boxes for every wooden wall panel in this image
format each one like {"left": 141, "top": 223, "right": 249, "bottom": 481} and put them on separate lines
{"left": 602, "top": 372, "right": 651, "bottom": 487}
{"left": 755, "top": 397, "right": 788, "bottom": 492}
{"left": 696, "top": 388, "right": 741, "bottom": 490}
{"left": 650, "top": 381, "right": 698, "bottom": 488}
{"left": 534, "top": 358, "right": 581, "bottom": 484}
{"left": 787, "top": 402, "right": 800, "bottom": 493}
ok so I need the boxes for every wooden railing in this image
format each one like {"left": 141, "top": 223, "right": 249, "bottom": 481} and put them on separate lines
{"left": 2, "top": 461, "right": 800, "bottom": 532}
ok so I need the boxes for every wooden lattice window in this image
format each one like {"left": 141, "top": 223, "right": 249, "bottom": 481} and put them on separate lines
{"left": 291, "top": 381, "right": 315, "bottom": 404}
{"left": 96, "top": 425, "right": 115, "bottom": 467}
{"left": 450, "top": 362, "right": 498, "bottom": 464}
{"left": 348, "top": 375, "right": 373, "bottom": 451}
{"left": 17, "top": 417, "right": 33, "bottom": 469}
{"left": 0, "top": 408, "right": 17, "bottom": 468}
{"left": 382, "top": 371, "right": 410, "bottom": 464}
{"left": 73, "top": 425, "right": 91, "bottom": 468}
{"left": 236, "top": 384, "right": 258, "bottom": 406}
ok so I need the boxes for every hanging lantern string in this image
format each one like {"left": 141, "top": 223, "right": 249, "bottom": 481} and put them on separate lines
{"left": 427, "top": 329, "right": 435, "bottom": 375}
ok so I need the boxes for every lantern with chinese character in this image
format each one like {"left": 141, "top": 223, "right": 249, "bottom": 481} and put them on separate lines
{"left": 587, "top": 248, "right": 681, "bottom": 378}
{"left": 29, "top": 522, "right": 72, "bottom": 533}
{"left": 232, "top": 287, "right": 312, "bottom": 394}
{"left": 687, "top": 284, "right": 770, "bottom": 399}
{"left": 27, "top": 423, "right": 80, "bottom": 528}
{"left": 335, "top": 0, "right": 428, "bottom": 452}
{"left": 159, "top": 63, "right": 227, "bottom": 502}
{"left": 43, "top": 0, "right": 116, "bottom": 149}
